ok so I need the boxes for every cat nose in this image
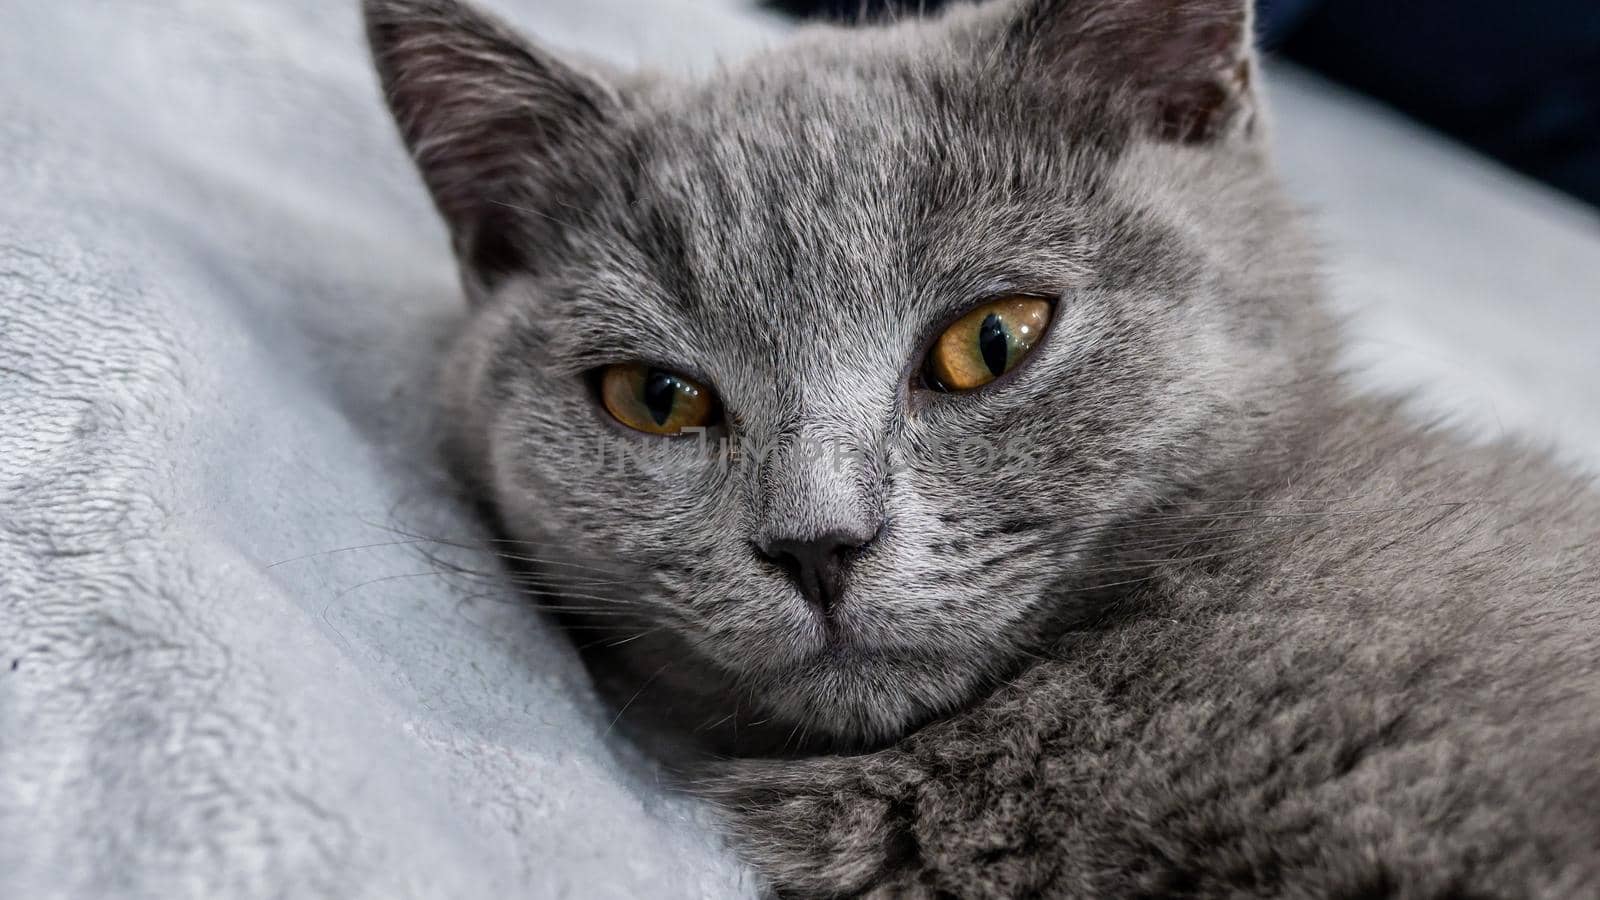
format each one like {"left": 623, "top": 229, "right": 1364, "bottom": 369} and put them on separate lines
{"left": 756, "top": 525, "right": 880, "bottom": 615}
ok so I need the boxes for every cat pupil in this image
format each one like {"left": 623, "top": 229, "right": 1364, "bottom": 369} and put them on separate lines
{"left": 642, "top": 369, "right": 676, "bottom": 426}
{"left": 978, "top": 313, "right": 1009, "bottom": 376}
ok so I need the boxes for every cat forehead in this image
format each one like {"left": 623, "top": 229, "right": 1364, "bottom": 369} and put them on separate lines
{"left": 525, "top": 41, "right": 1167, "bottom": 380}
{"left": 584, "top": 65, "right": 1124, "bottom": 312}
{"left": 636, "top": 46, "right": 1118, "bottom": 194}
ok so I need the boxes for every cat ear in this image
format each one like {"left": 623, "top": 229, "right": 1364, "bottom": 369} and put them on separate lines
{"left": 364, "top": 0, "right": 621, "bottom": 293}
{"left": 998, "top": 0, "right": 1258, "bottom": 143}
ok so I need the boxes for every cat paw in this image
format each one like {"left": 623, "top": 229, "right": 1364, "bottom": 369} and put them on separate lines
{"left": 697, "top": 752, "right": 929, "bottom": 898}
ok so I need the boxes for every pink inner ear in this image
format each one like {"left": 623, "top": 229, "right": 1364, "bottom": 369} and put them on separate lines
{"left": 1194, "top": 20, "right": 1245, "bottom": 58}
{"left": 1154, "top": 80, "right": 1234, "bottom": 143}
{"left": 367, "top": 0, "right": 621, "bottom": 286}
{"left": 1134, "top": 10, "right": 1246, "bottom": 78}
{"left": 1015, "top": 0, "right": 1254, "bottom": 144}
{"left": 1127, "top": 10, "right": 1253, "bottom": 143}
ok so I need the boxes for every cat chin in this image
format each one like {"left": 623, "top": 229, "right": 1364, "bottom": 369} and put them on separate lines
{"left": 672, "top": 595, "right": 1024, "bottom": 746}
{"left": 741, "top": 645, "right": 987, "bottom": 747}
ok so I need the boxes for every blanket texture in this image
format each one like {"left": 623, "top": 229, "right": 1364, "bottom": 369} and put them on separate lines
{"left": 0, "top": 1, "right": 776, "bottom": 897}
{"left": 2, "top": 1, "right": 1597, "bottom": 897}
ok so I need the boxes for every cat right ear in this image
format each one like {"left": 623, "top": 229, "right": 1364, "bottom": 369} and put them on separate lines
{"left": 364, "top": 0, "right": 621, "bottom": 297}
{"left": 984, "top": 0, "right": 1259, "bottom": 144}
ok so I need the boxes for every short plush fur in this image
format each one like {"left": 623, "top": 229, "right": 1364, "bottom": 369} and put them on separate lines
{"left": 364, "top": 0, "right": 1600, "bottom": 895}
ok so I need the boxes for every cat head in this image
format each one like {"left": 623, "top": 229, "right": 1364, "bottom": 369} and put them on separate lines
{"left": 367, "top": 0, "right": 1332, "bottom": 748}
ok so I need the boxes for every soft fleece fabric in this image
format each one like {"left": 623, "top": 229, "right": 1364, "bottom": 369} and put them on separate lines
{"left": 2, "top": 1, "right": 1597, "bottom": 897}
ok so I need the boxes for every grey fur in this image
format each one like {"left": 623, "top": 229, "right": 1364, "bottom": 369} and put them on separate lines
{"left": 365, "top": 0, "right": 1600, "bottom": 895}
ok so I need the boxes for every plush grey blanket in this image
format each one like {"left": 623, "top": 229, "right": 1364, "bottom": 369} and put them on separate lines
{"left": 2, "top": 0, "right": 1597, "bottom": 897}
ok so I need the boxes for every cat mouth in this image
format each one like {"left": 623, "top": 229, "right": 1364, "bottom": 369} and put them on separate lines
{"left": 811, "top": 636, "right": 896, "bottom": 666}
{"left": 717, "top": 614, "right": 921, "bottom": 679}
{"left": 756, "top": 645, "right": 976, "bottom": 746}
{"left": 797, "top": 606, "right": 912, "bottom": 661}
{"left": 794, "top": 626, "right": 952, "bottom": 674}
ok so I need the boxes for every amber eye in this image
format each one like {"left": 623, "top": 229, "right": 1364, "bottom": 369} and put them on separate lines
{"left": 599, "top": 363, "right": 718, "bottom": 435}
{"left": 924, "top": 296, "right": 1053, "bottom": 392}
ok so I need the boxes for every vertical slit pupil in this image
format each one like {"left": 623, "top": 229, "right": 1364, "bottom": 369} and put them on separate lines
{"left": 642, "top": 369, "right": 677, "bottom": 426}
{"left": 978, "top": 313, "right": 1010, "bottom": 376}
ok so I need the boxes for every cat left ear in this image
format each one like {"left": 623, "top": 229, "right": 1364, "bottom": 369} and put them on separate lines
{"left": 364, "top": 0, "right": 621, "bottom": 296}
{"left": 999, "top": 0, "right": 1259, "bottom": 144}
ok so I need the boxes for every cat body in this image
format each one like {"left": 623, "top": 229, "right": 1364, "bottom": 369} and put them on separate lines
{"left": 364, "top": 0, "right": 1600, "bottom": 894}
{"left": 712, "top": 403, "right": 1600, "bottom": 896}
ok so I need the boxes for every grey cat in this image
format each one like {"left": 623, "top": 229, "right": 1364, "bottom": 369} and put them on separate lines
{"left": 364, "top": 0, "right": 1600, "bottom": 895}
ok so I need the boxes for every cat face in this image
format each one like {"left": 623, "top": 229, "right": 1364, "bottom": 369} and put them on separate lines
{"left": 368, "top": 0, "right": 1332, "bottom": 746}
